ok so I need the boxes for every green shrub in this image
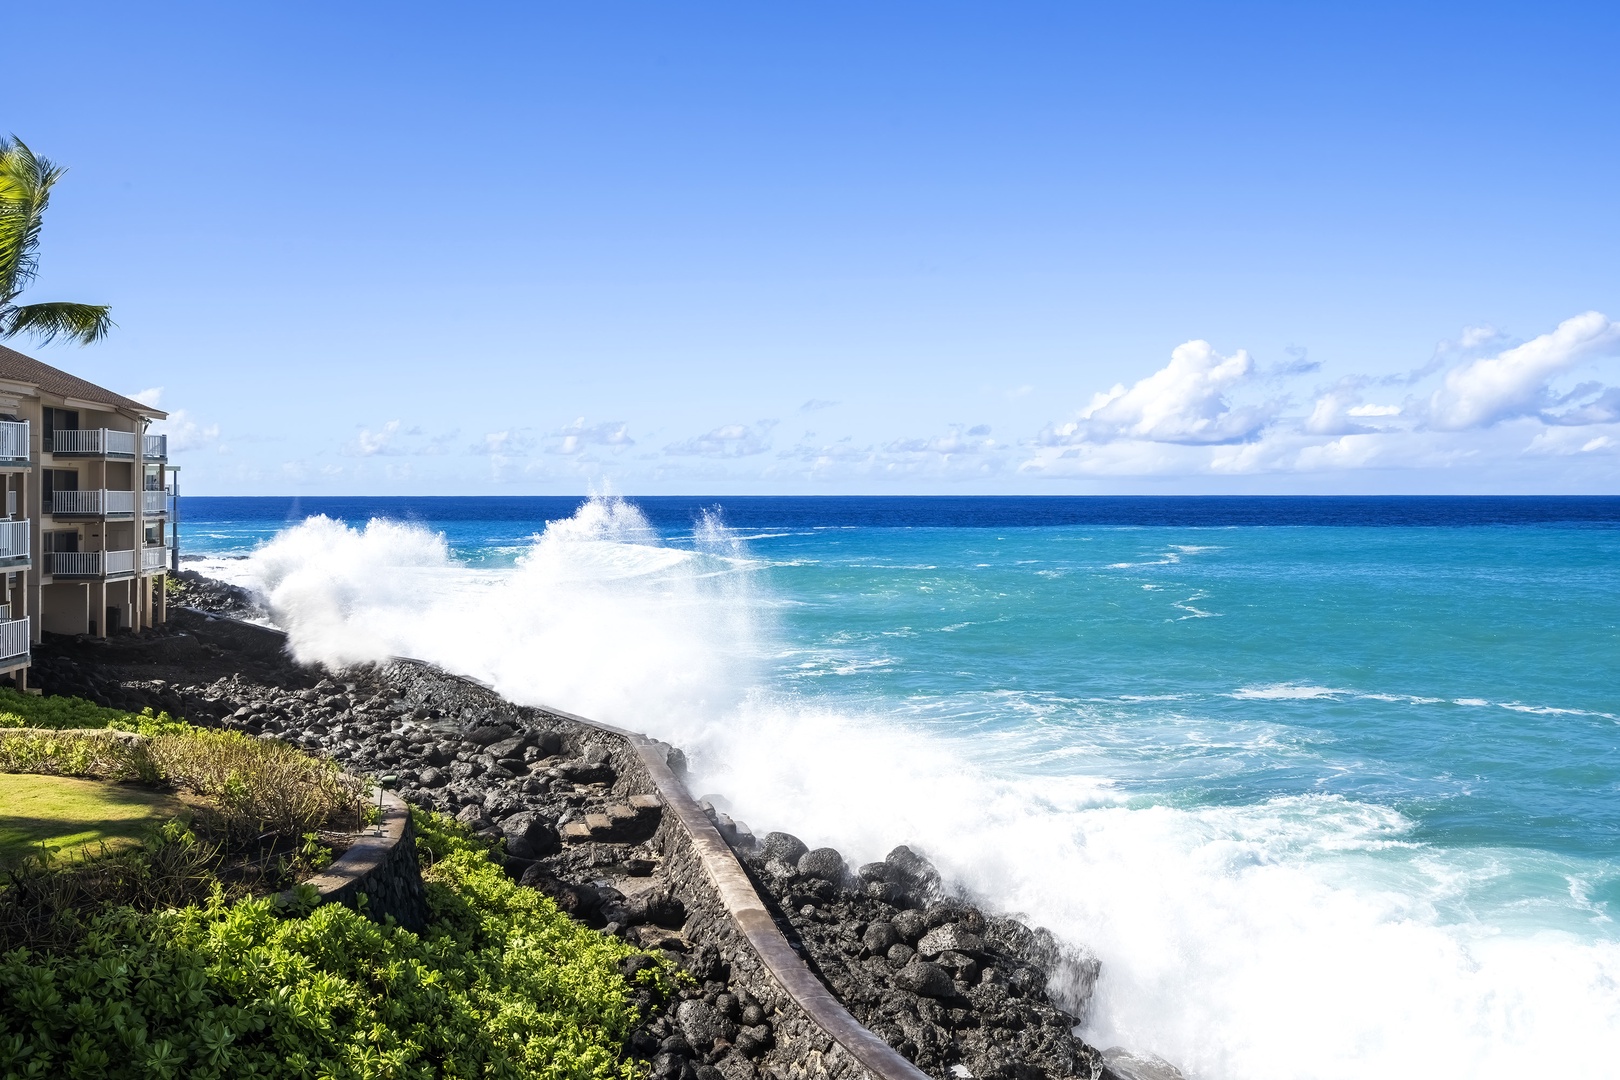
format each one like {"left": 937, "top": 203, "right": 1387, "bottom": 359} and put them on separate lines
{"left": 0, "top": 689, "right": 362, "bottom": 840}
{"left": 0, "top": 810, "right": 669, "bottom": 1080}
{"left": 0, "top": 687, "right": 178, "bottom": 733}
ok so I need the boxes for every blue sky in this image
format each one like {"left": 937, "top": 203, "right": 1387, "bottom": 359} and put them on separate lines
{"left": 6, "top": 1, "right": 1619, "bottom": 494}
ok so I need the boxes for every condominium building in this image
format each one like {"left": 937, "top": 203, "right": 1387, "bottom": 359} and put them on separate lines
{"left": 0, "top": 344, "right": 174, "bottom": 688}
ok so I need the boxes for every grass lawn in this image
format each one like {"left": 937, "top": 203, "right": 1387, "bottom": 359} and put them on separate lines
{"left": 0, "top": 774, "right": 188, "bottom": 864}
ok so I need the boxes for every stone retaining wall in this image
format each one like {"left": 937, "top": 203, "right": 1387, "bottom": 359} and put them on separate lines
{"left": 279, "top": 786, "right": 429, "bottom": 934}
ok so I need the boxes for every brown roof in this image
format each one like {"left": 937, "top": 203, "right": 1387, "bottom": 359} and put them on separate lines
{"left": 0, "top": 343, "right": 166, "bottom": 418}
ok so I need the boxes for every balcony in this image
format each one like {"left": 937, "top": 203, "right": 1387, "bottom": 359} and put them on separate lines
{"left": 144, "top": 433, "right": 167, "bottom": 461}
{"left": 51, "top": 428, "right": 137, "bottom": 457}
{"left": 0, "top": 519, "right": 30, "bottom": 566}
{"left": 142, "top": 545, "right": 170, "bottom": 572}
{"left": 0, "top": 616, "right": 28, "bottom": 666}
{"left": 52, "top": 489, "right": 136, "bottom": 517}
{"left": 142, "top": 490, "right": 168, "bottom": 514}
{"left": 47, "top": 549, "right": 138, "bottom": 578}
{"left": 0, "top": 421, "right": 28, "bottom": 463}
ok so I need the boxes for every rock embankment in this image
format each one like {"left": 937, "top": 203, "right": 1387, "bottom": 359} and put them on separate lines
{"left": 25, "top": 610, "right": 1148, "bottom": 1080}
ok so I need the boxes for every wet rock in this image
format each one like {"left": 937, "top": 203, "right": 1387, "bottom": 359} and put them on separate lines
{"left": 891, "top": 909, "right": 927, "bottom": 943}
{"left": 863, "top": 921, "right": 903, "bottom": 954}
{"left": 1101, "top": 1049, "right": 1186, "bottom": 1080}
{"left": 796, "top": 846, "right": 847, "bottom": 883}
{"left": 761, "top": 832, "right": 807, "bottom": 868}
{"left": 917, "top": 924, "right": 987, "bottom": 958}
{"left": 892, "top": 960, "right": 957, "bottom": 998}
{"left": 886, "top": 844, "right": 943, "bottom": 898}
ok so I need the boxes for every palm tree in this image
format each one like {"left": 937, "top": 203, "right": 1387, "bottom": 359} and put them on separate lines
{"left": 0, "top": 136, "right": 113, "bottom": 345}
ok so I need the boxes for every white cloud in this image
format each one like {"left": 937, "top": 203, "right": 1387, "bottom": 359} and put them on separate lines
{"left": 552, "top": 418, "right": 633, "bottom": 456}
{"left": 152, "top": 408, "right": 221, "bottom": 453}
{"left": 886, "top": 424, "right": 996, "bottom": 454}
{"left": 1348, "top": 404, "right": 1401, "bottom": 417}
{"left": 1045, "top": 340, "right": 1274, "bottom": 446}
{"left": 1427, "top": 311, "right": 1620, "bottom": 430}
{"left": 1525, "top": 425, "right": 1620, "bottom": 456}
{"left": 351, "top": 420, "right": 401, "bottom": 456}
{"left": 665, "top": 421, "right": 777, "bottom": 458}
{"left": 129, "top": 386, "right": 164, "bottom": 408}
{"left": 799, "top": 399, "right": 839, "bottom": 412}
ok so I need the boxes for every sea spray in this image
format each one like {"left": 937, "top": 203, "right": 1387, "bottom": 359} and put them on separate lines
{"left": 222, "top": 496, "right": 1620, "bottom": 1080}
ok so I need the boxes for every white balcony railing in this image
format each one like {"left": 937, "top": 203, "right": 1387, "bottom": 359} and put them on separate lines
{"left": 0, "top": 519, "right": 29, "bottom": 561}
{"left": 0, "top": 617, "right": 28, "bottom": 663}
{"left": 47, "top": 549, "right": 139, "bottom": 577}
{"left": 0, "top": 421, "right": 28, "bottom": 461}
{"left": 52, "top": 489, "right": 137, "bottom": 517}
{"left": 143, "top": 433, "right": 167, "bottom": 460}
{"left": 142, "top": 490, "right": 167, "bottom": 514}
{"left": 51, "top": 428, "right": 137, "bottom": 456}
{"left": 47, "top": 551, "right": 99, "bottom": 576}
{"left": 142, "top": 545, "right": 170, "bottom": 571}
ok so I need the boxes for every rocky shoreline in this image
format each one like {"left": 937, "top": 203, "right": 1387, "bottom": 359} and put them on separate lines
{"left": 25, "top": 601, "right": 1178, "bottom": 1080}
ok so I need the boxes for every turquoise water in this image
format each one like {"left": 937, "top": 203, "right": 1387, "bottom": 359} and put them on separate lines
{"left": 182, "top": 497, "right": 1620, "bottom": 1080}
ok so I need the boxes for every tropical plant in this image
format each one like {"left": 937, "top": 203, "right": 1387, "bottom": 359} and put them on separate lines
{"left": 0, "top": 136, "right": 113, "bottom": 344}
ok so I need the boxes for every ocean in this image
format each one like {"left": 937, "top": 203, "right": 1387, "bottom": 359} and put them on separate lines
{"left": 178, "top": 495, "right": 1620, "bottom": 1080}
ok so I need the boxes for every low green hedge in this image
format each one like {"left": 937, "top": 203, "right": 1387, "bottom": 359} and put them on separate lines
{"left": 0, "top": 811, "right": 669, "bottom": 1080}
{"left": 0, "top": 690, "right": 361, "bottom": 842}
{"left": 0, "top": 687, "right": 167, "bottom": 733}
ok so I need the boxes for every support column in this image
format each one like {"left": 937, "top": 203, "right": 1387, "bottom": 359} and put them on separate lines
{"left": 156, "top": 574, "right": 166, "bottom": 625}
{"left": 98, "top": 579, "right": 107, "bottom": 638}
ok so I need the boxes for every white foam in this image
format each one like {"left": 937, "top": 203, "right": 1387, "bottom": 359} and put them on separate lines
{"left": 231, "top": 499, "right": 1620, "bottom": 1080}
{"left": 1231, "top": 684, "right": 1346, "bottom": 701}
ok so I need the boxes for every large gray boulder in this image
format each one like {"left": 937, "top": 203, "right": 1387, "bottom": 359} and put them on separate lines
{"left": 891, "top": 960, "right": 956, "bottom": 998}
{"left": 501, "top": 811, "right": 560, "bottom": 859}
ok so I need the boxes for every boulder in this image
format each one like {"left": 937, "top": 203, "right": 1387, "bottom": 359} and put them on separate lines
{"left": 885, "top": 845, "right": 942, "bottom": 896}
{"left": 891, "top": 909, "right": 927, "bottom": 943}
{"left": 626, "top": 892, "right": 687, "bottom": 929}
{"left": 891, "top": 960, "right": 956, "bottom": 998}
{"left": 486, "top": 734, "right": 529, "bottom": 760}
{"left": 465, "top": 724, "right": 511, "bottom": 746}
{"left": 796, "top": 847, "right": 847, "bottom": 884}
{"left": 676, "top": 1000, "right": 737, "bottom": 1053}
{"left": 761, "top": 832, "right": 807, "bottom": 867}
{"left": 916, "top": 924, "right": 986, "bottom": 958}
{"left": 519, "top": 866, "right": 601, "bottom": 916}
{"left": 501, "top": 811, "right": 561, "bottom": 859}
{"left": 863, "top": 921, "right": 903, "bottom": 954}
{"left": 455, "top": 805, "right": 491, "bottom": 831}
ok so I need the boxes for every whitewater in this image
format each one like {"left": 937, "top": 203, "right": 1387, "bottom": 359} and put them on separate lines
{"left": 185, "top": 495, "right": 1620, "bottom": 1080}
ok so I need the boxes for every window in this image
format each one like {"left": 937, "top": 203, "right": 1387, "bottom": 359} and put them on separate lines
{"left": 43, "top": 530, "right": 79, "bottom": 554}
{"left": 43, "top": 408, "right": 79, "bottom": 443}
{"left": 41, "top": 469, "right": 78, "bottom": 503}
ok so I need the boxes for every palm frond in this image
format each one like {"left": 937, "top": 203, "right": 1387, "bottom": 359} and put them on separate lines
{"left": 0, "top": 137, "right": 65, "bottom": 306}
{"left": 0, "top": 302, "right": 114, "bottom": 345}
